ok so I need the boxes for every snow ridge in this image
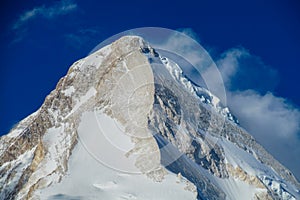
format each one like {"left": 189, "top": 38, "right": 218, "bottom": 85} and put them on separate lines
{"left": 160, "top": 56, "right": 238, "bottom": 124}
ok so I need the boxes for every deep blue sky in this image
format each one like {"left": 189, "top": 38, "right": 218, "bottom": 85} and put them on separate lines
{"left": 0, "top": 0, "right": 299, "bottom": 134}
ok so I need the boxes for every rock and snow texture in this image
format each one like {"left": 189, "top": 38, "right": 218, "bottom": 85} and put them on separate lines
{"left": 0, "top": 36, "right": 299, "bottom": 200}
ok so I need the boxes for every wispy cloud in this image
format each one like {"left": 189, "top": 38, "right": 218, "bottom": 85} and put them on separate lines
{"left": 13, "top": 0, "right": 77, "bottom": 30}
{"left": 176, "top": 28, "right": 202, "bottom": 43}
{"left": 12, "top": 0, "right": 77, "bottom": 42}
{"left": 216, "top": 48, "right": 247, "bottom": 87}
{"left": 217, "top": 48, "right": 279, "bottom": 93}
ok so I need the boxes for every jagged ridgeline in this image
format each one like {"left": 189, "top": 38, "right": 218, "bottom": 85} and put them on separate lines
{"left": 0, "top": 36, "right": 299, "bottom": 200}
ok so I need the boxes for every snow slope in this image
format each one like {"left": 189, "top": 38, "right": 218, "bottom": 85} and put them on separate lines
{"left": 37, "top": 111, "right": 197, "bottom": 200}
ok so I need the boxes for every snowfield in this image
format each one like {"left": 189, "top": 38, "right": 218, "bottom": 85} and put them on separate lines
{"left": 37, "top": 112, "right": 197, "bottom": 200}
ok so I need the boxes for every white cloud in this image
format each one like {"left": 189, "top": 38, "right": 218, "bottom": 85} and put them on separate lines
{"left": 228, "top": 90, "right": 300, "bottom": 139}
{"left": 227, "top": 90, "right": 300, "bottom": 179}
{"left": 217, "top": 48, "right": 300, "bottom": 179}
{"left": 13, "top": 0, "right": 77, "bottom": 30}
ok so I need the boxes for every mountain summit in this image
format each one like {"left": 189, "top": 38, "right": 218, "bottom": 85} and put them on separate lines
{"left": 0, "top": 36, "right": 299, "bottom": 200}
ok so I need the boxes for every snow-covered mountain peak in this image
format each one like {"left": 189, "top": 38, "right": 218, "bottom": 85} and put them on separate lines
{"left": 0, "top": 35, "right": 299, "bottom": 200}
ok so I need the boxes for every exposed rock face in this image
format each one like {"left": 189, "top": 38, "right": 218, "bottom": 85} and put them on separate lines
{"left": 0, "top": 36, "right": 299, "bottom": 200}
{"left": 226, "top": 164, "right": 265, "bottom": 188}
{"left": 0, "top": 36, "right": 164, "bottom": 200}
